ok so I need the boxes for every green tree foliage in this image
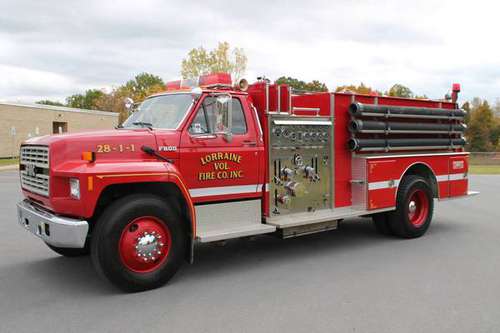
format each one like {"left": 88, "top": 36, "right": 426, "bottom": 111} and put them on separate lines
{"left": 66, "top": 89, "right": 104, "bottom": 110}
{"left": 462, "top": 101, "right": 471, "bottom": 125}
{"left": 181, "top": 42, "right": 247, "bottom": 80}
{"left": 275, "top": 77, "right": 328, "bottom": 92}
{"left": 467, "top": 99, "right": 497, "bottom": 151}
{"left": 36, "top": 100, "right": 65, "bottom": 106}
{"left": 94, "top": 73, "right": 165, "bottom": 123}
{"left": 122, "top": 73, "right": 165, "bottom": 101}
{"left": 387, "top": 84, "right": 413, "bottom": 98}
{"left": 335, "top": 83, "right": 379, "bottom": 95}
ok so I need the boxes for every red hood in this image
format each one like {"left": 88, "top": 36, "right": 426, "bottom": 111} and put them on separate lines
{"left": 23, "top": 129, "right": 180, "bottom": 168}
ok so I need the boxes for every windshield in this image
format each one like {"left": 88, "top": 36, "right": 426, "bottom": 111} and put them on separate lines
{"left": 122, "top": 94, "right": 193, "bottom": 129}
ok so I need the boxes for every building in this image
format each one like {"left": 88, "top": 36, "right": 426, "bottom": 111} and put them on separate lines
{"left": 0, "top": 102, "right": 119, "bottom": 158}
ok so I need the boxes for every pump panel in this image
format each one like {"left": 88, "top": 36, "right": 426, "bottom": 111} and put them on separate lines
{"left": 268, "top": 116, "right": 332, "bottom": 216}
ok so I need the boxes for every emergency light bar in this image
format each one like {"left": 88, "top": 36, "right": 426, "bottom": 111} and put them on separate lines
{"left": 165, "top": 73, "right": 233, "bottom": 91}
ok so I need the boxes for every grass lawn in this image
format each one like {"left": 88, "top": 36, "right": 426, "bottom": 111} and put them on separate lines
{"left": 469, "top": 165, "right": 500, "bottom": 175}
{"left": 0, "top": 158, "right": 18, "bottom": 167}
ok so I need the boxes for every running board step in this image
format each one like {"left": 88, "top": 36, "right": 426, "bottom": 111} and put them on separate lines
{"left": 265, "top": 207, "right": 392, "bottom": 228}
{"left": 279, "top": 220, "right": 338, "bottom": 239}
{"left": 196, "top": 224, "right": 276, "bottom": 243}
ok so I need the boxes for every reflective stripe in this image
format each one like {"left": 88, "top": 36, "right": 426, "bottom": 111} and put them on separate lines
{"left": 368, "top": 180, "right": 399, "bottom": 190}
{"left": 368, "top": 173, "right": 468, "bottom": 190}
{"left": 436, "top": 175, "right": 449, "bottom": 182}
{"left": 449, "top": 173, "right": 467, "bottom": 181}
{"left": 189, "top": 184, "right": 262, "bottom": 198}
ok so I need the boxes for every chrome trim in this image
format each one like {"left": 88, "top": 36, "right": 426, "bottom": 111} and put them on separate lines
{"left": 252, "top": 105, "right": 263, "bottom": 141}
{"left": 438, "top": 191, "right": 479, "bottom": 201}
{"left": 20, "top": 145, "right": 50, "bottom": 197}
{"left": 265, "top": 82, "right": 269, "bottom": 114}
{"left": 17, "top": 199, "right": 88, "bottom": 248}
{"left": 273, "top": 119, "right": 332, "bottom": 126}
{"left": 265, "top": 206, "right": 396, "bottom": 228}
{"left": 195, "top": 199, "right": 275, "bottom": 242}
{"left": 292, "top": 107, "right": 320, "bottom": 112}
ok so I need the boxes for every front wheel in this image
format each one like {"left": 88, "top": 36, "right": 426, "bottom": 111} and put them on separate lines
{"left": 388, "top": 175, "right": 434, "bottom": 238}
{"left": 91, "top": 194, "right": 186, "bottom": 292}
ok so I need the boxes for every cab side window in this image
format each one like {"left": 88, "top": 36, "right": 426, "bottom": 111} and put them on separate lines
{"left": 189, "top": 97, "right": 247, "bottom": 135}
{"left": 231, "top": 98, "right": 247, "bottom": 135}
{"left": 189, "top": 105, "right": 210, "bottom": 134}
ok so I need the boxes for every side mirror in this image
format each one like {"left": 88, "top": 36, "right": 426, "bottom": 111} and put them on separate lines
{"left": 214, "top": 94, "right": 232, "bottom": 142}
{"left": 124, "top": 97, "right": 135, "bottom": 113}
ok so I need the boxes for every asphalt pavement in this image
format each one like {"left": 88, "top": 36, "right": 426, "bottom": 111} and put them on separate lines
{"left": 0, "top": 170, "right": 498, "bottom": 333}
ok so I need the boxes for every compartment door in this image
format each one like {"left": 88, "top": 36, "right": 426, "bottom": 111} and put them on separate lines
{"left": 449, "top": 156, "right": 468, "bottom": 197}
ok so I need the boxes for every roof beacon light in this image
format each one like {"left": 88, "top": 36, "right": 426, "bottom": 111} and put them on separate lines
{"left": 165, "top": 79, "right": 198, "bottom": 91}
{"left": 451, "top": 83, "right": 461, "bottom": 104}
{"left": 198, "top": 73, "right": 232, "bottom": 87}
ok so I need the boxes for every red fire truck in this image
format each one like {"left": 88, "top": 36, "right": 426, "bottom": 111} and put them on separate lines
{"left": 17, "top": 73, "right": 476, "bottom": 291}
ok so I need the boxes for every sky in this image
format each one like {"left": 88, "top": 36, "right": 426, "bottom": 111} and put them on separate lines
{"left": 1, "top": 0, "right": 499, "bottom": 104}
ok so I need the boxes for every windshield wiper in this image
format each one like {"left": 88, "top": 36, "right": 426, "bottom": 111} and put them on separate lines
{"left": 132, "top": 121, "right": 153, "bottom": 130}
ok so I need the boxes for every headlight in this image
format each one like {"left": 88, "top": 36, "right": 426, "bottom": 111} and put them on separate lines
{"left": 69, "top": 178, "right": 80, "bottom": 199}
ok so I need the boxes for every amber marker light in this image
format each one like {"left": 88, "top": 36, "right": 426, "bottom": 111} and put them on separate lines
{"left": 82, "top": 151, "right": 96, "bottom": 162}
{"left": 87, "top": 176, "right": 94, "bottom": 192}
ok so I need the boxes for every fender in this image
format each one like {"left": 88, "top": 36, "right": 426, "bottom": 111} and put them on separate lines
{"left": 50, "top": 161, "right": 196, "bottom": 238}
{"left": 396, "top": 161, "right": 439, "bottom": 199}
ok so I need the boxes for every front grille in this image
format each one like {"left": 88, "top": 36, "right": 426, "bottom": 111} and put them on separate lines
{"left": 20, "top": 145, "right": 50, "bottom": 196}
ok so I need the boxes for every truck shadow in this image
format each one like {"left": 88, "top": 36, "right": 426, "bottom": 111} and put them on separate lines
{"left": 177, "top": 217, "right": 458, "bottom": 283}
{"left": 16, "top": 217, "right": 457, "bottom": 294}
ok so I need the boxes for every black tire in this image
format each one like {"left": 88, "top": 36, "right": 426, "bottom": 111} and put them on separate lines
{"left": 371, "top": 213, "right": 393, "bottom": 235}
{"left": 388, "top": 175, "right": 434, "bottom": 238}
{"left": 91, "top": 194, "right": 186, "bottom": 292}
{"left": 46, "top": 243, "right": 90, "bottom": 257}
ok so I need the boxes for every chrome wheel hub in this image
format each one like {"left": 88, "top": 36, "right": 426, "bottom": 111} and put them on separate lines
{"left": 135, "top": 231, "right": 164, "bottom": 262}
{"left": 408, "top": 201, "right": 417, "bottom": 214}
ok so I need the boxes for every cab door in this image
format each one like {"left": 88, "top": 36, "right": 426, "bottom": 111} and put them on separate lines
{"left": 178, "top": 94, "right": 263, "bottom": 203}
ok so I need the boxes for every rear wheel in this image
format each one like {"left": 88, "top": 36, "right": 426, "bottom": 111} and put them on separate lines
{"left": 46, "top": 243, "right": 89, "bottom": 257}
{"left": 91, "top": 194, "right": 186, "bottom": 292}
{"left": 388, "top": 175, "right": 434, "bottom": 238}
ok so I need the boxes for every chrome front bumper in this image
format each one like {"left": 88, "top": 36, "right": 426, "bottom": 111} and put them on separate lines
{"left": 17, "top": 199, "right": 89, "bottom": 248}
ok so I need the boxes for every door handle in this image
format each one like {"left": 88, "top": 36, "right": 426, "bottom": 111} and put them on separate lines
{"left": 243, "top": 140, "right": 257, "bottom": 146}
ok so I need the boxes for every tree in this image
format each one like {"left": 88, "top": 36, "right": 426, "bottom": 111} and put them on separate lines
{"left": 275, "top": 76, "right": 328, "bottom": 92}
{"left": 467, "top": 99, "right": 496, "bottom": 151}
{"left": 36, "top": 100, "right": 65, "bottom": 106}
{"left": 493, "top": 99, "right": 500, "bottom": 117}
{"left": 181, "top": 42, "right": 247, "bottom": 80}
{"left": 66, "top": 89, "right": 104, "bottom": 110}
{"left": 123, "top": 73, "right": 165, "bottom": 101}
{"left": 94, "top": 88, "right": 131, "bottom": 124}
{"left": 335, "top": 83, "right": 379, "bottom": 95}
{"left": 94, "top": 73, "right": 165, "bottom": 123}
{"left": 462, "top": 101, "right": 471, "bottom": 125}
{"left": 387, "top": 84, "right": 413, "bottom": 98}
